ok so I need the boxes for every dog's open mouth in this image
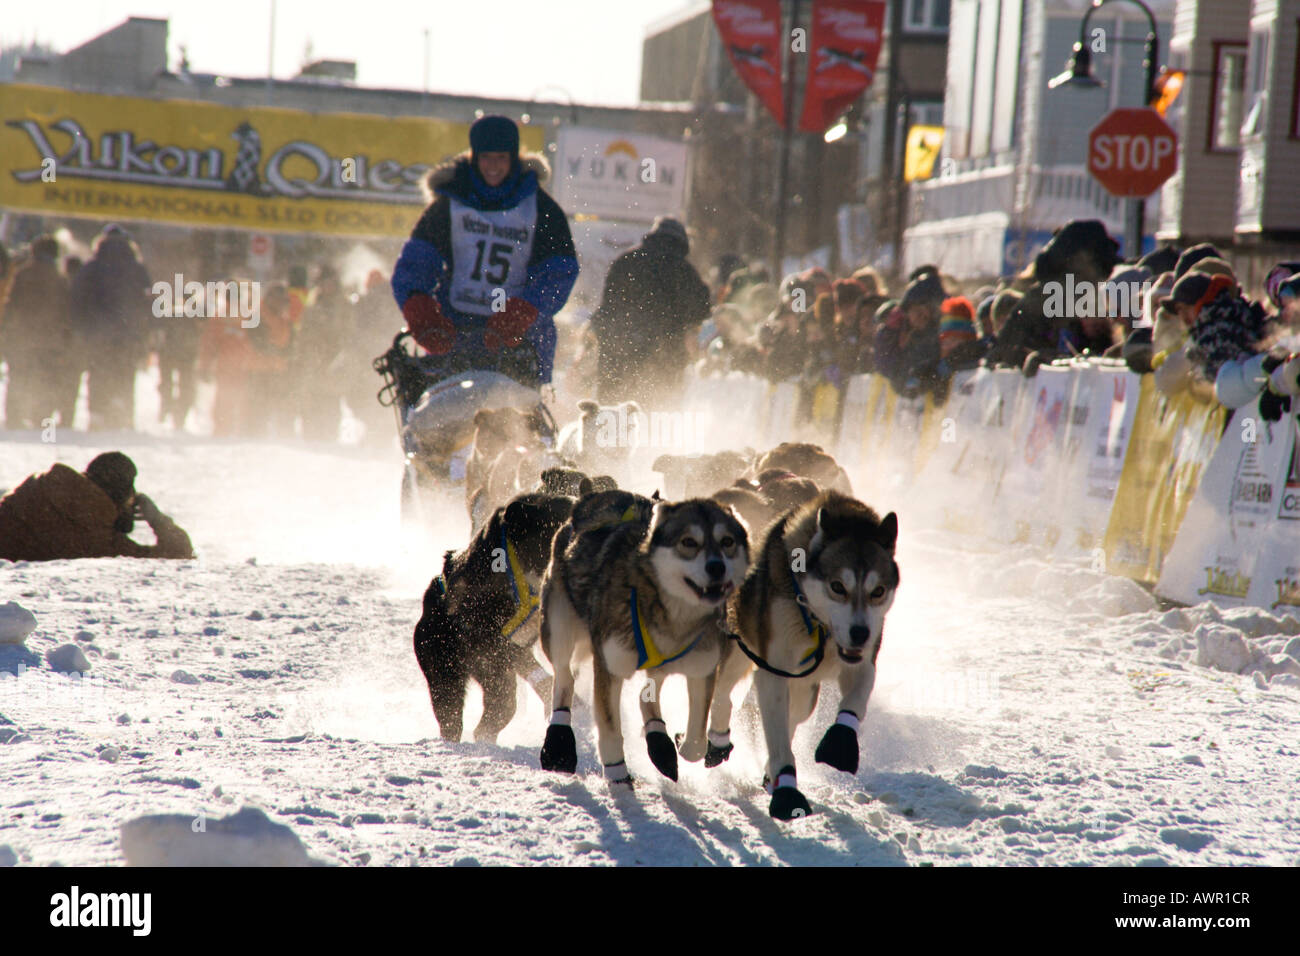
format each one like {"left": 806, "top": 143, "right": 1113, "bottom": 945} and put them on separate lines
{"left": 837, "top": 646, "right": 865, "bottom": 663}
{"left": 685, "top": 578, "right": 733, "bottom": 603}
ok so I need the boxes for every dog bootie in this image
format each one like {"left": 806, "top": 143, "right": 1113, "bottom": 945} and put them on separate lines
{"left": 703, "top": 728, "right": 734, "bottom": 767}
{"left": 704, "top": 742, "right": 734, "bottom": 767}
{"left": 768, "top": 767, "right": 812, "bottom": 821}
{"left": 815, "top": 712, "right": 860, "bottom": 774}
{"left": 540, "top": 723, "right": 577, "bottom": 774}
{"left": 645, "top": 720, "right": 678, "bottom": 781}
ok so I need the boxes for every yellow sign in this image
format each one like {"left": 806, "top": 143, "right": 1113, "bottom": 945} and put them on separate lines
{"left": 904, "top": 125, "right": 945, "bottom": 182}
{"left": 0, "top": 84, "right": 543, "bottom": 237}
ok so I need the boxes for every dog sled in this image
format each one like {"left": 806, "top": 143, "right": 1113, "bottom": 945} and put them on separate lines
{"left": 373, "top": 330, "right": 557, "bottom": 524}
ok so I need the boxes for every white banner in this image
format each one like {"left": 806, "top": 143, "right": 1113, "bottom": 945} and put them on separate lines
{"left": 552, "top": 127, "right": 689, "bottom": 223}
{"left": 1157, "top": 401, "right": 1299, "bottom": 610}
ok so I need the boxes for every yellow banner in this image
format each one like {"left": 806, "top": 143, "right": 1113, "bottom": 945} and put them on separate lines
{"left": 1103, "top": 378, "right": 1226, "bottom": 584}
{"left": 0, "top": 84, "right": 543, "bottom": 237}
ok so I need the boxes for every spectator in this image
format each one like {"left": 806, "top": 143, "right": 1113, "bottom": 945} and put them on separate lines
{"left": 988, "top": 219, "right": 1121, "bottom": 373}
{"left": 68, "top": 225, "right": 152, "bottom": 430}
{"left": 1151, "top": 269, "right": 1270, "bottom": 401}
{"left": 874, "top": 271, "right": 944, "bottom": 397}
{"left": 590, "top": 216, "right": 710, "bottom": 406}
{"left": 0, "top": 451, "right": 193, "bottom": 561}
{"left": 0, "top": 235, "right": 72, "bottom": 429}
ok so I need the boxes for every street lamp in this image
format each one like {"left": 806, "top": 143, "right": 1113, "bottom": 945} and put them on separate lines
{"left": 1048, "top": 0, "right": 1161, "bottom": 259}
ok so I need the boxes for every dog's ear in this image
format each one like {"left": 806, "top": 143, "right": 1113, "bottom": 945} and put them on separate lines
{"left": 591, "top": 475, "right": 617, "bottom": 492}
{"left": 578, "top": 476, "right": 594, "bottom": 496}
{"left": 879, "top": 512, "right": 898, "bottom": 552}
{"left": 577, "top": 399, "right": 600, "bottom": 416}
{"left": 651, "top": 489, "right": 661, "bottom": 501}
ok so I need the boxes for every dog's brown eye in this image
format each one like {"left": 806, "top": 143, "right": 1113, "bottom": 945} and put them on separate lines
{"left": 720, "top": 536, "right": 735, "bottom": 550}
{"left": 681, "top": 538, "right": 699, "bottom": 550}
{"left": 830, "top": 581, "right": 847, "bottom": 596}
{"left": 870, "top": 586, "right": 886, "bottom": 600}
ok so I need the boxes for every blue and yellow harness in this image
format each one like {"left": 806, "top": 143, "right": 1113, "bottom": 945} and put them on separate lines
{"left": 629, "top": 587, "right": 703, "bottom": 670}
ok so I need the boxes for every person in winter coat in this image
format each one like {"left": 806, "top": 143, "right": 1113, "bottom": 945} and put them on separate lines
{"left": 1152, "top": 267, "right": 1271, "bottom": 403}
{"left": 590, "top": 216, "right": 711, "bottom": 406}
{"left": 198, "top": 280, "right": 283, "bottom": 438}
{"left": 874, "top": 269, "right": 944, "bottom": 397}
{"left": 68, "top": 225, "right": 152, "bottom": 430}
{"left": 988, "top": 219, "right": 1121, "bottom": 373}
{"left": 391, "top": 115, "right": 578, "bottom": 390}
{"left": 0, "top": 451, "right": 193, "bottom": 561}
{"left": 0, "top": 236, "right": 72, "bottom": 429}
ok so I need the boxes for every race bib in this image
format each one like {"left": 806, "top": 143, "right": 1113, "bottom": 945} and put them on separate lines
{"left": 448, "top": 195, "right": 537, "bottom": 316}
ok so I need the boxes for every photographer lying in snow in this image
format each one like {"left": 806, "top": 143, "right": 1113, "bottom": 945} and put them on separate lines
{"left": 0, "top": 451, "right": 194, "bottom": 561}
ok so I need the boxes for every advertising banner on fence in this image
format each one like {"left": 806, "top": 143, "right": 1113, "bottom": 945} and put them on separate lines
{"left": 996, "top": 364, "right": 1075, "bottom": 547}
{"left": 551, "top": 127, "right": 689, "bottom": 224}
{"left": 1157, "top": 401, "right": 1296, "bottom": 609}
{"left": 0, "top": 83, "right": 543, "bottom": 237}
{"left": 1059, "top": 364, "right": 1142, "bottom": 554}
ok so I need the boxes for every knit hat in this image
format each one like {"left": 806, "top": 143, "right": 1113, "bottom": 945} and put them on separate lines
{"left": 938, "top": 297, "right": 977, "bottom": 351}
{"left": 646, "top": 216, "right": 688, "bottom": 247}
{"left": 1189, "top": 257, "right": 1235, "bottom": 282}
{"left": 468, "top": 115, "right": 520, "bottom": 159}
{"left": 84, "top": 452, "right": 137, "bottom": 506}
{"left": 1173, "top": 242, "right": 1223, "bottom": 279}
{"left": 900, "top": 270, "right": 946, "bottom": 310}
{"left": 1138, "top": 244, "right": 1181, "bottom": 277}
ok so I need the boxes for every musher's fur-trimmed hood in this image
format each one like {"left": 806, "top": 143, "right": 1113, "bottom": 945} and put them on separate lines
{"left": 421, "top": 150, "right": 551, "bottom": 203}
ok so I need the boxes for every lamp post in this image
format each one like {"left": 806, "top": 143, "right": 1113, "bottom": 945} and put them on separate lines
{"left": 1048, "top": 0, "right": 1160, "bottom": 259}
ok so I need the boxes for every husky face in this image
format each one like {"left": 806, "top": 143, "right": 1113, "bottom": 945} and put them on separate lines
{"left": 648, "top": 500, "right": 749, "bottom": 609}
{"left": 800, "top": 507, "right": 899, "bottom": 665}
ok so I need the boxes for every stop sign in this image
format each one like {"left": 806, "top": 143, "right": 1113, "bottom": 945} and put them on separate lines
{"left": 1087, "top": 108, "right": 1178, "bottom": 198}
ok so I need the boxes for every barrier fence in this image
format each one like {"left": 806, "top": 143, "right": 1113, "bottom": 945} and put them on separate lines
{"left": 685, "top": 361, "right": 1295, "bottom": 613}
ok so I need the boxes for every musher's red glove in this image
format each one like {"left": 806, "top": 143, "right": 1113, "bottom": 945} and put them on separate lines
{"left": 402, "top": 293, "right": 456, "bottom": 355}
{"left": 485, "top": 298, "right": 538, "bottom": 351}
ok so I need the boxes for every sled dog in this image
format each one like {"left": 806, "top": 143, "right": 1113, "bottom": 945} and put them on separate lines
{"left": 708, "top": 490, "right": 899, "bottom": 820}
{"left": 413, "top": 492, "right": 574, "bottom": 743}
{"left": 539, "top": 492, "right": 748, "bottom": 786}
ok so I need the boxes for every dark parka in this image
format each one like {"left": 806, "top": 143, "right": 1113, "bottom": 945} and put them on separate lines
{"left": 590, "top": 230, "right": 711, "bottom": 404}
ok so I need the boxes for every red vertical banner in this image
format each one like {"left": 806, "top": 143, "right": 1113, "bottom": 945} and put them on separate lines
{"left": 799, "top": 0, "right": 886, "bottom": 133}
{"left": 712, "top": 0, "right": 787, "bottom": 127}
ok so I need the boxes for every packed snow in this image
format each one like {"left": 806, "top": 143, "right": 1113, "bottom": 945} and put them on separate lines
{"left": 1, "top": 380, "right": 1299, "bottom": 867}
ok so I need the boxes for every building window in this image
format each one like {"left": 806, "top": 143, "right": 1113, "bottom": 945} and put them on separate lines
{"left": 1241, "top": 27, "right": 1270, "bottom": 140}
{"left": 1210, "top": 42, "right": 1247, "bottom": 150}
{"left": 907, "top": 0, "right": 951, "bottom": 33}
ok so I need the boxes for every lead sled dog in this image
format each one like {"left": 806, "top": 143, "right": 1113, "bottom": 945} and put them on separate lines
{"left": 708, "top": 490, "right": 900, "bottom": 819}
{"left": 538, "top": 491, "right": 749, "bottom": 786}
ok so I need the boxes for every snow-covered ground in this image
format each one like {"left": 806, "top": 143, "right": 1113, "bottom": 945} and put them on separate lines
{"left": 2, "top": 376, "right": 1299, "bottom": 867}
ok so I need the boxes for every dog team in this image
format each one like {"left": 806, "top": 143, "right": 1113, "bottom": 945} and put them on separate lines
{"left": 412, "top": 400, "right": 899, "bottom": 820}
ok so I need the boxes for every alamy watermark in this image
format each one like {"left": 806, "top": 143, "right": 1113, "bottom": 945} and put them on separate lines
{"left": 152, "top": 274, "right": 260, "bottom": 328}
{"left": 1043, "top": 274, "right": 1149, "bottom": 322}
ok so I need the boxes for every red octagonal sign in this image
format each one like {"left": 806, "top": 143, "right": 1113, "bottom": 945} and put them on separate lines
{"left": 1087, "top": 107, "right": 1178, "bottom": 199}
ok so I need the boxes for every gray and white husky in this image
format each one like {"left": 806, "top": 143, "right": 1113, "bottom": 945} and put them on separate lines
{"left": 708, "top": 490, "right": 899, "bottom": 820}
{"left": 538, "top": 491, "right": 749, "bottom": 786}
